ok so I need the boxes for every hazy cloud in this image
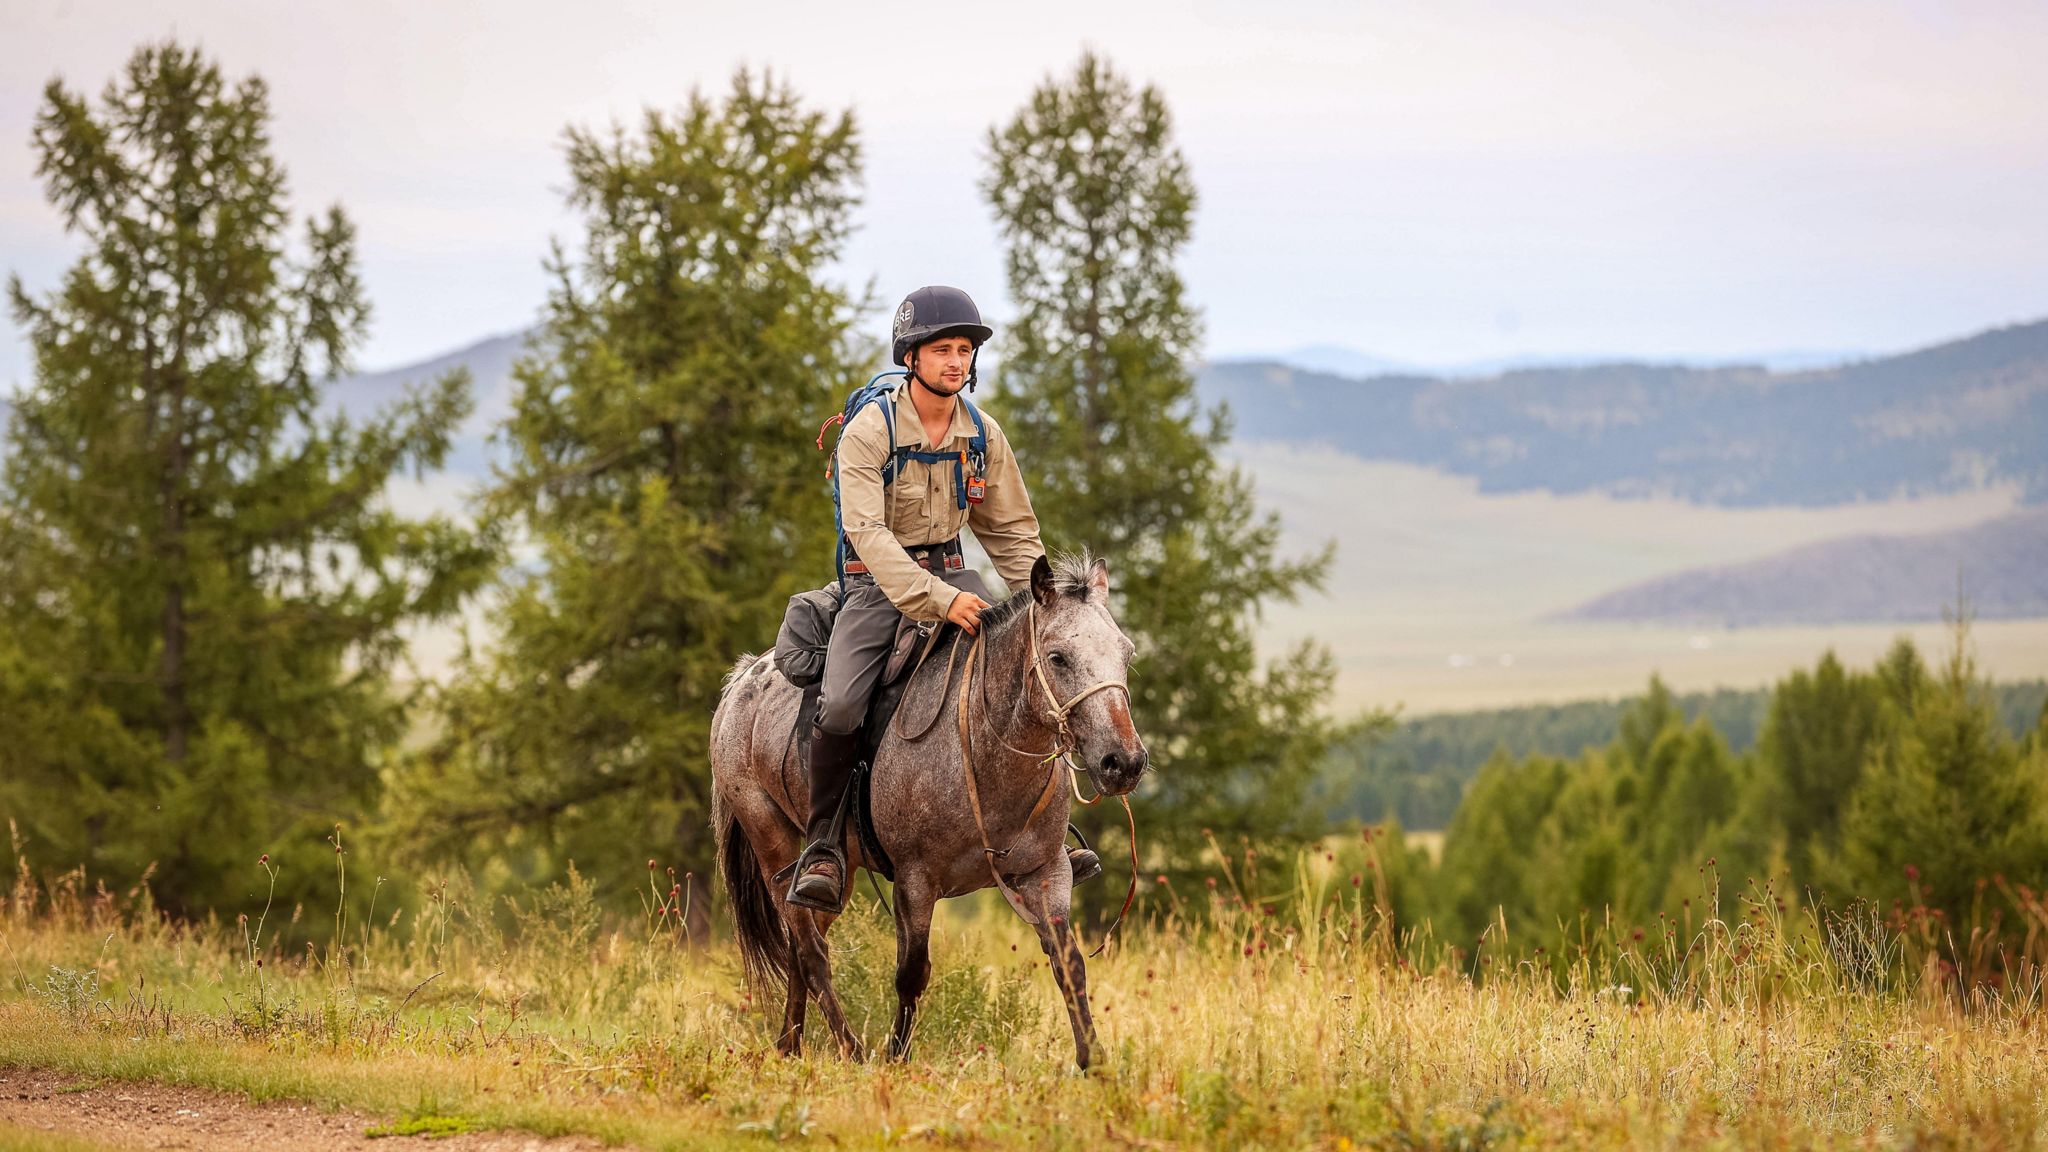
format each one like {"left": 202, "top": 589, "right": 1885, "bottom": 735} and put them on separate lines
{"left": 5, "top": 0, "right": 2047, "bottom": 384}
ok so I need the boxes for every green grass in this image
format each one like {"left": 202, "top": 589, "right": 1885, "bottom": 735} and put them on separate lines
{"left": 4, "top": 850, "right": 2046, "bottom": 1150}
{"left": 365, "top": 1112, "right": 478, "bottom": 1139}
{"left": 0, "top": 1123, "right": 127, "bottom": 1152}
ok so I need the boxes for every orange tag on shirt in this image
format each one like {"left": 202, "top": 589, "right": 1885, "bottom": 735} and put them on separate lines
{"left": 961, "top": 450, "right": 985, "bottom": 504}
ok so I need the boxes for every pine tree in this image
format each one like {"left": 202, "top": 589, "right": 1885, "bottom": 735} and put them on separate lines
{"left": 391, "top": 73, "right": 864, "bottom": 891}
{"left": 983, "top": 52, "right": 1337, "bottom": 863}
{"left": 0, "top": 42, "right": 488, "bottom": 915}
{"left": 1434, "top": 751, "right": 1571, "bottom": 944}
{"left": 1757, "top": 651, "right": 1884, "bottom": 888}
{"left": 1827, "top": 619, "right": 2047, "bottom": 924}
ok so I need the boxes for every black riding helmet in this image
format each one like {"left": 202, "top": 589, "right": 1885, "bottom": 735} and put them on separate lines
{"left": 891, "top": 286, "right": 994, "bottom": 377}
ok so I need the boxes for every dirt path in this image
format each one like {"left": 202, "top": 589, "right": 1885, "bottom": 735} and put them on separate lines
{"left": 0, "top": 1066, "right": 613, "bottom": 1151}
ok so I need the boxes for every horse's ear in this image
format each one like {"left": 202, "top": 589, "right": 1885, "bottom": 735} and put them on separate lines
{"left": 1087, "top": 557, "right": 1110, "bottom": 600}
{"left": 1030, "top": 554, "right": 1056, "bottom": 606}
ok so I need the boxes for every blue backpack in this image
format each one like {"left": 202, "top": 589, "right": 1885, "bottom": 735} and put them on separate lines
{"left": 816, "top": 370, "right": 987, "bottom": 596}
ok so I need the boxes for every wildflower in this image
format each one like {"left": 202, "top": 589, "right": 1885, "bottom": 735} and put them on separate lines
{"left": 1351, "top": 874, "right": 1362, "bottom": 888}
{"left": 1155, "top": 874, "right": 1168, "bottom": 885}
{"left": 648, "top": 859, "right": 657, "bottom": 869}
{"left": 258, "top": 853, "right": 269, "bottom": 865}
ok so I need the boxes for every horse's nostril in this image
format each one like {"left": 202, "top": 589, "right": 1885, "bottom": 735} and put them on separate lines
{"left": 1100, "top": 752, "right": 1123, "bottom": 777}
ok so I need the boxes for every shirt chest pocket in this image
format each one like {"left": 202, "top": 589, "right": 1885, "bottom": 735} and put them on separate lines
{"left": 888, "top": 455, "right": 960, "bottom": 541}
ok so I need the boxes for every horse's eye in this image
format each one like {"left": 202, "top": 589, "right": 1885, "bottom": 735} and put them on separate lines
{"left": 1048, "top": 651, "right": 1068, "bottom": 668}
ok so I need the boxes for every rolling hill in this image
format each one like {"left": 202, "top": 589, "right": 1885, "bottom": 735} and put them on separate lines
{"left": 1561, "top": 508, "right": 2048, "bottom": 626}
{"left": 1198, "top": 318, "right": 2048, "bottom": 507}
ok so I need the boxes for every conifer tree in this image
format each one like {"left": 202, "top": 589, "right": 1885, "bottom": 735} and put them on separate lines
{"left": 0, "top": 42, "right": 488, "bottom": 915}
{"left": 1756, "top": 651, "right": 1884, "bottom": 888}
{"left": 1827, "top": 620, "right": 2047, "bottom": 923}
{"left": 983, "top": 52, "right": 1336, "bottom": 861}
{"left": 1434, "top": 751, "right": 1571, "bottom": 943}
{"left": 392, "top": 73, "right": 864, "bottom": 888}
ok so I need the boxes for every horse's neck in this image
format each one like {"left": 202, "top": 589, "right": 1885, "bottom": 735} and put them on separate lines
{"left": 968, "top": 612, "right": 1057, "bottom": 775}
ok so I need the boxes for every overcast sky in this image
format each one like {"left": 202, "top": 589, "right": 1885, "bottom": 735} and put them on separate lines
{"left": 5, "top": 0, "right": 2047, "bottom": 384}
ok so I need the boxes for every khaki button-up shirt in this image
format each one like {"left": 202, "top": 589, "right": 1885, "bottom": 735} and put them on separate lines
{"left": 837, "top": 387, "right": 1045, "bottom": 621}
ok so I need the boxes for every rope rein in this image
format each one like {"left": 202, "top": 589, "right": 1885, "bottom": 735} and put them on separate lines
{"left": 949, "top": 599, "right": 1141, "bottom": 955}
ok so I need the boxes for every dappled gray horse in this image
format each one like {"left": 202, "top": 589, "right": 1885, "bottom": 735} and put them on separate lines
{"left": 710, "top": 554, "right": 1147, "bottom": 1068}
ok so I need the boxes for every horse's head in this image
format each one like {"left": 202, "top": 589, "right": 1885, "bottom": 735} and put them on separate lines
{"left": 1026, "top": 553, "right": 1148, "bottom": 797}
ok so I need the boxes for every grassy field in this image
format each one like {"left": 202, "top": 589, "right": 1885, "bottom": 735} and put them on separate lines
{"left": 2, "top": 847, "right": 2044, "bottom": 1151}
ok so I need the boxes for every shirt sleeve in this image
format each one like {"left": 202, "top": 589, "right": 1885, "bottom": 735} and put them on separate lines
{"left": 837, "top": 405, "right": 958, "bottom": 621}
{"left": 967, "top": 416, "right": 1046, "bottom": 596}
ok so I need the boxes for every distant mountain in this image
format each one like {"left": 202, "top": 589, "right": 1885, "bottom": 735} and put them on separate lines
{"left": 1273, "top": 345, "right": 1419, "bottom": 378}
{"left": 1257, "top": 344, "right": 1868, "bottom": 380}
{"left": 1201, "top": 319, "right": 2048, "bottom": 506}
{"left": 1560, "top": 509, "right": 2048, "bottom": 626}
{"left": 330, "top": 330, "right": 526, "bottom": 418}
{"left": 327, "top": 330, "right": 527, "bottom": 475}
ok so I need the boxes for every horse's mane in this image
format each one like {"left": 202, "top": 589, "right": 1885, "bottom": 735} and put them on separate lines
{"left": 977, "top": 551, "right": 1098, "bottom": 635}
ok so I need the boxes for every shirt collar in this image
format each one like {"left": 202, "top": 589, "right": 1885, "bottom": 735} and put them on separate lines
{"left": 890, "top": 384, "right": 979, "bottom": 449}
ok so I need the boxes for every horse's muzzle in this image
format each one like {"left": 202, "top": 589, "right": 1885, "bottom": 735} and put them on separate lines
{"left": 1092, "top": 746, "right": 1149, "bottom": 797}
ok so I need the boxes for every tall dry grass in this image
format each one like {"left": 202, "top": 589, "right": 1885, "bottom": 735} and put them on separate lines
{"left": 2, "top": 829, "right": 2045, "bottom": 1150}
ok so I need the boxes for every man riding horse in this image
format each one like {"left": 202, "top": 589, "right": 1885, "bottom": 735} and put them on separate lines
{"left": 787, "top": 285, "right": 1100, "bottom": 913}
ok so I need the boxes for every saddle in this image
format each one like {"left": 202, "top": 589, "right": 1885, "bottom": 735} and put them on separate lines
{"left": 779, "top": 600, "right": 962, "bottom": 884}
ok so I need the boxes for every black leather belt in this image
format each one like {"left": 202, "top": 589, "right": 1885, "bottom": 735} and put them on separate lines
{"left": 844, "top": 537, "right": 963, "bottom": 575}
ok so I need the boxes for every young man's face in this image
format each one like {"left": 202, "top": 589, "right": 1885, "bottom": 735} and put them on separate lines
{"left": 912, "top": 336, "right": 975, "bottom": 394}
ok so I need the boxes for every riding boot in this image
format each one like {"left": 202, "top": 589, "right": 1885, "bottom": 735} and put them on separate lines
{"left": 1067, "top": 823, "right": 1103, "bottom": 885}
{"left": 788, "top": 725, "right": 861, "bottom": 913}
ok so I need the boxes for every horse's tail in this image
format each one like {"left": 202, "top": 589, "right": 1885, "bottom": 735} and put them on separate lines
{"left": 715, "top": 801, "right": 792, "bottom": 993}
{"left": 712, "top": 654, "right": 792, "bottom": 994}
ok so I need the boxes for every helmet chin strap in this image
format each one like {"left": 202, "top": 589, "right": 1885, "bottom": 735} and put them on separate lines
{"left": 908, "top": 347, "right": 979, "bottom": 397}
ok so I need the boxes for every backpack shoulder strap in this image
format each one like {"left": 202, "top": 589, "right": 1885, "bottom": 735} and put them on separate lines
{"left": 876, "top": 386, "right": 902, "bottom": 486}
{"left": 962, "top": 397, "right": 987, "bottom": 462}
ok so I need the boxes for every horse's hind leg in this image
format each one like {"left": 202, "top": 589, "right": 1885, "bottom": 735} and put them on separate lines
{"left": 789, "top": 908, "right": 865, "bottom": 1059}
{"left": 887, "top": 873, "right": 937, "bottom": 1061}
{"left": 776, "top": 932, "right": 810, "bottom": 1057}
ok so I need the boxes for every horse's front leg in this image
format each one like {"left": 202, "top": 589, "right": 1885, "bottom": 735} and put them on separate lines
{"left": 888, "top": 872, "right": 937, "bottom": 1060}
{"left": 1019, "top": 863, "right": 1097, "bottom": 1069}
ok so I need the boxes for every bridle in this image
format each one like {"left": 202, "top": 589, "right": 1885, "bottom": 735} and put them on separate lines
{"left": 991, "top": 599, "right": 1130, "bottom": 766}
{"left": 949, "top": 598, "right": 1141, "bottom": 954}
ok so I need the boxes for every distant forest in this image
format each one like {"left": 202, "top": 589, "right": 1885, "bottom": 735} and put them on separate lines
{"left": 1322, "top": 676, "right": 2048, "bottom": 830}
{"left": 1200, "top": 318, "right": 2048, "bottom": 506}
{"left": 1321, "top": 630, "right": 2048, "bottom": 984}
